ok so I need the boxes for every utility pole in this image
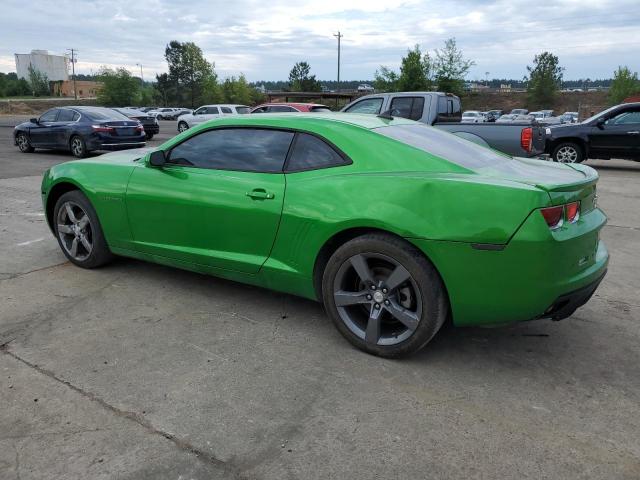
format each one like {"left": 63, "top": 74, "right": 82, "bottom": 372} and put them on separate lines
{"left": 67, "top": 48, "right": 77, "bottom": 100}
{"left": 333, "top": 31, "right": 343, "bottom": 91}
{"left": 136, "top": 63, "right": 144, "bottom": 86}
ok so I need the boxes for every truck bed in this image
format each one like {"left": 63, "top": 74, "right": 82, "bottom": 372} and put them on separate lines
{"left": 434, "top": 122, "right": 546, "bottom": 157}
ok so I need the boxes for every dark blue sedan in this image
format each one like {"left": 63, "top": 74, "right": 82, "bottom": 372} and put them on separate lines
{"left": 13, "top": 106, "right": 146, "bottom": 158}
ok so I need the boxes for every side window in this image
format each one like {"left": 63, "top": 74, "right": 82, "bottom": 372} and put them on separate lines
{"left": 221, "top": 107, "right": 232, "bottom": 114}
{"left": 269, "top": 105, "right": 297, "bottom": 112}
{"left": 206, "top": 107, "right": 219, "bottom": 114}
{"left": 57, "top": 109, "right": 76, "bottom": 122}
{"left": 168, "top": 128, "right": 294, "bottom": 172}
{"left": 610, "top": 110, "right": 640, "bottom": 125}
{"left": 286, "top": 133, "right": 347, "bottom": 171}
{"left": 389, "top": 97, "right": 425, "bottom": 121}
{"left": 345, "top": 98, "right": 383, "bottom": 114}
{"left": 72, "top": 111, "right": 81, "bottom": 121}
{"left": 39, "top": 109, "right": 58, "bottom": 122}
{"left": 194, "top": 107, "right": 206, "bottom": 115}
{"left": 436, "top": 96, "right": 461, "bottom": 121}
{"left": 252, "top": 106, "right": 268, "bottom": 113}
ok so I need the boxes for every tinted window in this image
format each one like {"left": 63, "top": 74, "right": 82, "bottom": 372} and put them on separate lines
{"left": 437, "top": 96, "right": 461, "bottom": 121}
{"left": 40, "top": 109, "right": 58, "bottom": 122}
{"left": 57, "top": 109, "right": 76, "bottom": 122}
{"left": 287, "top": 133, "right": 346, "bottom": 171}
{"left": 236, "top": 106, "right": 250, "bottom": 114}
{"left": 389, "top": 97, "right": 425, "bottom": 121}
{"left": 375, "top": 123, "right": 510, "bottom": 169}
{"left": 205, "top": 107, "right": 219, "bottom": 114}
{"left": 269, "top": 105, "right": 297, "bottom": 112}
{"left": 194, "top": 107, "right": 206, "bottom": 114}
{"left": 83, "top": 108, "right": 130, "bottom": 121}
{"left": 609, "top": 110, "right": 640, "bottom": 125}
{"left": 220, "top": 107, "right": 232, "bottom": 114}
{"left": 168, "top": 128, "right": 294, "bottom": 172}
{"left": 345, "top": 98, "right": 383, "bottom": 114}
{"left": 252, "top": 106, "right": 269, "bottom": 113}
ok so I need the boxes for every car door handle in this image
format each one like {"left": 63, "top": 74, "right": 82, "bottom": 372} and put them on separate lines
{"left": 627, "top": 131, "right": 640, "bottom": 135}
{"left": 246, "top": 189, "right": 275, "bottom": 200}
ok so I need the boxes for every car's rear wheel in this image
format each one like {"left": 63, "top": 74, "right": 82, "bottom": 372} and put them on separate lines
{"left": 16, "top": 133, "right": 34, "bottom": 153}
{"left": 70, "top": 135, "right": 88, "bottom": 158}
{"left": 322, "top": 233, "right": 448, "bottom": 358}
{"left": 553, "top": 142, "right": 584, "bottom": 163}
{"left": 178, "top": 121, "right": 189, "bottom": 133}
{"left": 54, "top": 190, "right": 113, "bottom": 268}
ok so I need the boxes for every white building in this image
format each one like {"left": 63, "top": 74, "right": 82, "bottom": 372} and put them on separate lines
{"left": 14, "top": 50, "right": 69, "bottom": 81}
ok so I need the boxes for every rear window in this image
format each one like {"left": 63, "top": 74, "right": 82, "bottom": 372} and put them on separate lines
{"left": 83, "top": 108, "right": 130, "bottom": 121}
{"left": 374, "top": 123, "right": 510, "bottom": 169}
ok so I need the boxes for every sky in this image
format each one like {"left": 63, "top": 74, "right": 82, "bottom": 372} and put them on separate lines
{"left": 1, "top": 0, "right": 639, "bottom": 82}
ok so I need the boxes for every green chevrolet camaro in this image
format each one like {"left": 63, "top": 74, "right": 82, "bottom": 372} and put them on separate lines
{"left": 41, "top": 113, "right": 608, "bottom": 357}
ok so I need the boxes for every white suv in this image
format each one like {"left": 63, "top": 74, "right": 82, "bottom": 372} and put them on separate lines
{"left": 177, "top": 104, "right": 251, "bottom": 132}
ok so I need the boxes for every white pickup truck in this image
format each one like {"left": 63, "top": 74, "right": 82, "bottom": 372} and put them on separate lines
{"left": 341, "top": 92, "right": 546, "bottom": 157}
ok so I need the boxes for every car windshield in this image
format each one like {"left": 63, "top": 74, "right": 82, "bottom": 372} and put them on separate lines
{"left": 83, "top": 108, "right": 131, "bottom": 121}
{"left": 375, "top": 123, "right": 511, "bottom": 169}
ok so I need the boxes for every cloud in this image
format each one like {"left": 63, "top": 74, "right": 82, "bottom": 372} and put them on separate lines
{"left": 0, "top": 0, "right": 638, "bottom": 81}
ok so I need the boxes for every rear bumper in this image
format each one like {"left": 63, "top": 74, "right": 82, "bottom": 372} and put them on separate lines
{"left": 89, "top": 141, "right": 146, "bottom": 151}
{"left": 410, "top": 207, "right": 609, "bottom": 326}
{"left": 539, "top": 270, "right": 606, "bottom": 320}
{"left": 143, "top": 124, "right": 159, "bottom": 134}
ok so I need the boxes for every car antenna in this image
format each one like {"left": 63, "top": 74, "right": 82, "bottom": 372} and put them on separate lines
{"left": 377, "top": 110, "right": 394, "bottom": 120}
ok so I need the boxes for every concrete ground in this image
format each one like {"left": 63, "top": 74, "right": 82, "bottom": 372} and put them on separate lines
{"left": 1, "top": 117, "right": 639, "bottom": 479}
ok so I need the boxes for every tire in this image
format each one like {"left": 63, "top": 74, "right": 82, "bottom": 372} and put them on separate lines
{"left": 70, "top": 135, "right": 88, "bottom": 158}
{"left": 322, "top": 233, "right": 448, "bottom": 358}
{"left": 145, "top": 133, "right": 154, "bottom": 140}
{"left": 53, "top": 190, "right": 114, "bottom": 268}
{"left": 552, "top": 142, "right": 584, "bottom": 163}
{"left": 16, "top": 132, "right": 35, "bottom": 153}
{"left": 178, "top": 121, "right": 189, "bottom": 133}
{"left": 157, "top": 115, "right": 164, "bottom": 121}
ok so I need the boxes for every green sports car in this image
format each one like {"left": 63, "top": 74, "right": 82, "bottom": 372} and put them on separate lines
{"left": 41, "top": 113, "right": 608, "bottom": 357}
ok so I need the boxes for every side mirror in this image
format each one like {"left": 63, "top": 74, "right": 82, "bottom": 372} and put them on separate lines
{"left": 30, "top": 118, "right": 39, "bottom": 124}
{"left": 149, "top": 150, "right": 166, "bottom": 167}
{"left": 596, "top": 118, "right": 606, "bottom": 129}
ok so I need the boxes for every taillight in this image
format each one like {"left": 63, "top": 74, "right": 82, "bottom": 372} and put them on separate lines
{"left": 541, "top": 206, "right": 564, "bottom": 229}
{"left": 540, "top": 201, "right": 581, "bottom": 230}
{"left": 566, "top": 201, "right": 580, "bottom": 223}
{"left": 136, "top": 124, "right": 144, "bottom": 131}
{"left": 520, "top": 127, "right": 533, "bottom": 152}
{"left": 92, "top": 125, "right": 115, "bottom": 133}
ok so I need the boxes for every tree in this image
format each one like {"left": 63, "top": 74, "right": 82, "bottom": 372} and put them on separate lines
{"left": 96, "top": 67, "right": 140, "bottom": 106}
{"left": 433, "top": 38, "right": 473, "bottom": 96}
{"left": 165, "top": 40, "right": 217, "bottom": 107}
{"left": 525, "top": 51, "right": 563, "bottom": 109}
{"left": 288, "top": 61, "right": 321, "bottom": 92}
{"left": 374, "top": 66, "right": 399, "bottom": 92}
{"left": 608, "top": 66, "right": 640, "bottom": 104}
{"left": 28, "top": 64, "right": 50, "bottom": 97}
{"left": 220, "top": 74, "right": 262, "bottom": 104}
{"left": 398, "top": 45, "right": 432, "bottom": 91}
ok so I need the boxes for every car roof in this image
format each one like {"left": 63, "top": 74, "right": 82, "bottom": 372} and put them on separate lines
{"left": 193, "top": 112, "right": 415, "bottom": 130}
{"left": 254, "top": 103, "right": 328, "bottom": 108}
{"left": 198, "top": 104, "right": 249, "bottom": 108}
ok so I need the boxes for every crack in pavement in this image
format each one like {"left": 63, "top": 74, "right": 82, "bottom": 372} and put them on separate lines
{"left": 0, "top": 342, "right": 246, "bottom": 479}
{"left": 0, "top": 262, "right": 69, "bottom": 282}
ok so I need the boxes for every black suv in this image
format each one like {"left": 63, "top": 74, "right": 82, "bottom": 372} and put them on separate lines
{"left": 545, "top": 102, "right": 640, "bottom": 163}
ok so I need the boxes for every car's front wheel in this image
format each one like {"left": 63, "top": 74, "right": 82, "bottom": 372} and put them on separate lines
{"left": 16, "top": 132, "right": 34, "bottom": 153}
{"left": 552, "top": 142, "right": 584, "bottom": 163}
{"left": 178, "top": 121, "right": 189, "bottom": 133}
{"left": 322, "top": 233, "right": 448, "bottom": 358}
{"left": 53, "top": 190, "right": 114, "bottom": 268}
{"left": 70, "top": 135, "right": 88, "bottom": 158}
